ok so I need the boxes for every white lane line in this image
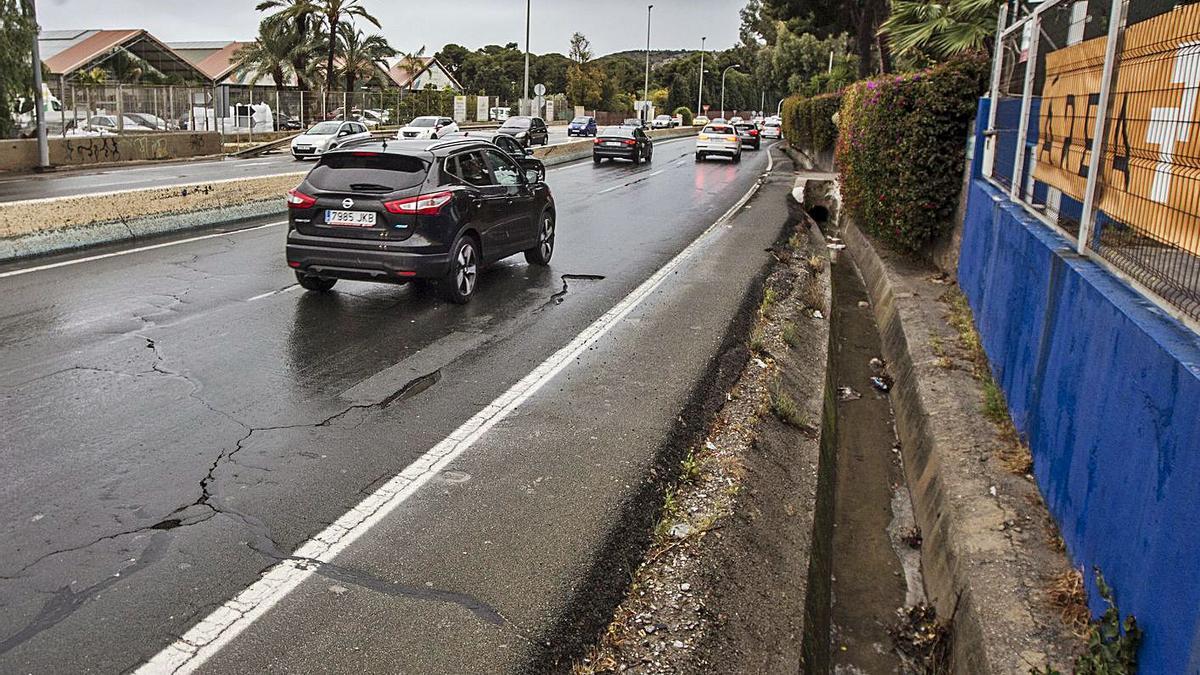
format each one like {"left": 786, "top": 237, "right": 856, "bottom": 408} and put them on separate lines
{"left": 134, "top": 144, "right": 776, "bottom": 675}
{"left": 246, "top": 284, "right": 300, "bottom": 302}
{"left": 0, "top": 222, "right": 286, "bottom": 280}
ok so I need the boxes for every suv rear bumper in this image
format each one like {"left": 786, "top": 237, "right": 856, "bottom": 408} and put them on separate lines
{"left": 287, "top": 241, "right": 451, "bottom": 282}
{"left": 696, "top": 142, "right": 740, "bottom": 156}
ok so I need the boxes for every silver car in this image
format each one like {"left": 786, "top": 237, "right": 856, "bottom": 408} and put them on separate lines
{"left": 695, "top": 124, "right": 742, "bottom": 163}
{"left": 290, "top": 120, "right": 373, "bottom": 160}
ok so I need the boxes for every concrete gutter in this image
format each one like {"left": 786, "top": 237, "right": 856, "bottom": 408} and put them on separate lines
{"left": 839, "top": 218, "right": 1067, "bottom": 673}
{"left": 0, "top": 127, "right": 699, "bottom": 264}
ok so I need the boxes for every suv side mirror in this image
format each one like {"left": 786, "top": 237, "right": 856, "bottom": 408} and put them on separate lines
{"left": 519, "top": 157, "right": 545, "bottom": 184}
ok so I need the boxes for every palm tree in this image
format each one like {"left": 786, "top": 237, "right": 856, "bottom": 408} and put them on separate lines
{"left": 337, "top": 25, "right": 396, "bottom": 92}
{"left": 880, "top": 0, "right": 1002, "bottom": 62}
{"left": 306, "top": 0, "right": 381, "bottom": 93}
{"left": 233, "top": 16, "right": 304, "bottom": 91}
{"left": 255, "top": 0, "right": 317, "bottom": 90}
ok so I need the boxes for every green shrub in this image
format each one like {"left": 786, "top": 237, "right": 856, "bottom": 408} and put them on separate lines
{"left": 673, "top": 106, "right": 694, "bottom": 126}
{"left": 782, "top": 92, "right": 843, "bottom": 154}
{"left": 835, "top": 54, "right": 988, "bottom": 253}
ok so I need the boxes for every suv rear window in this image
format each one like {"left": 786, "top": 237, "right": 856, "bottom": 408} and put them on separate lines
{"left": 308, "top": 153, "right": 429, "bottom": 192}
{"left": 704, "top": 125, "right": 734, "bottom": 134}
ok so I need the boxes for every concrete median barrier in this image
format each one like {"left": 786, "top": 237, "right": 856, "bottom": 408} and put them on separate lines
{"left": 0, "top": 132, "right": 222, "bottom": 173}
{"left": 0, "top": 127, "right": 700, "bottom": 263}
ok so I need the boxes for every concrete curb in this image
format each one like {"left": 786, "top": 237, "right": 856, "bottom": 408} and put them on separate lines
{"left": 0, "top": 128, "right": 700, "bottom": 264}
{"left": 839, "top": 219, "right": 1063, "bottom": 674}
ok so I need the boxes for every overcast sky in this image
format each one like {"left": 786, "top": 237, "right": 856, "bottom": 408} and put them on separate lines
{"left": 37, "top": 0, "right": 747, "bottom": 56}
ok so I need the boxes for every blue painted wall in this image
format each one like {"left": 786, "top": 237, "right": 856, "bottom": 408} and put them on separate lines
{"left": 960, "top": 99, "right": 1200, "bottom": 674}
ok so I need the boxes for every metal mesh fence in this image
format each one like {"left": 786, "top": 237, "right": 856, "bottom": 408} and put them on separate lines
{"left": 984, "top": 0, "right": 1200, "bottom": 323}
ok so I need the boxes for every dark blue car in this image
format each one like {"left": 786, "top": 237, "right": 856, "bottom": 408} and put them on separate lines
{"left": 567, "top": 116, "right": 597, "bottom": 137}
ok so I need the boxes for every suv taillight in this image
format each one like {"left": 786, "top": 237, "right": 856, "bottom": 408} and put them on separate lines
{"left": 384, "top": 191, "right": 454, "bottom": 215}
{"left": 286, "top": 189, "right": 316, "bottom": 209}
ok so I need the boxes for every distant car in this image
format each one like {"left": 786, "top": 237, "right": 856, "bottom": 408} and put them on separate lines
{"left": 498, "top": 116, "right": 549, "bottom": 147}
{"left": 363, "top": 109, "right": 390, "bottom": 126}
{"left": 442, "top": 130, "right": 532, "bottom": 162}
{"left": 285, "top": 138, "right": 555, "bottom": 304}
{"left": 398, "top": 116, "right": 458, "bottom": 140}
{"left": 729, "top": 116, "right": 744, "bottom": 124}
{"left": 489, "top": 106, "right": 511, "bottom": 122}
{"left": 761, "top": 119, "right": 782, "bottom": 139}
{"left": 567, "top": 116, "right": 597, "bottom": 137}
{"left": 621, "top": 118, "right": 650, "bottom": 130}
{"left": 692, "top": 115, "right": 710, "bottom": 127}
{"left": 86, "top": 114, "right": 155, "bottom": 132}
{"left": 275, "top": 113, "right": 302, "bottom": 131}
{"left": 291, "top": 120, "right": 372, "bottom": 160}
{"left": 710, "top": 117, "right": 727, "bottom": 125}
{"left": 125, "top": 112, "right": 171, "bottom": 130}
{"left": 652, "top": 114, "right": 676, "bottom": 129}
{"left": 734, "top": 122, "right": 761, "bottom": 150}
{"left": 695, "top": 123, "right": 741, "bottom": 163}
{"left": 593, "top": 125, "right": 653, "bottom": 164}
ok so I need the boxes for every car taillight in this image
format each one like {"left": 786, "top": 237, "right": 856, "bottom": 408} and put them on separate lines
{"left": 698, "top": 133, "right": 709, "bottom": 140}
{"left": 749, "top": 129, "right": 759, "bottom": 136}
{"left": 726, "top": 135, "right": 738, "bottom": 142}
{"left": 384, "top": 190, "right": 454, "bottom": 215}
{"left": 594, "top": 138, "right": 603, "bottom": 144}
{"left": 624, "top": 139, "right": 636, "bottom": 146}
{"left": 286, "top": 189, "right": 316, "bottom": 209}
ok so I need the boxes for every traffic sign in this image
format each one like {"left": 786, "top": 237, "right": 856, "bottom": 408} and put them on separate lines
{"left": 533, "top": 83, "right": 546, "bottom": 96}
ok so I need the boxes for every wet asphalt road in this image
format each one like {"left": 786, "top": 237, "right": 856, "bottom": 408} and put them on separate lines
{"left": 0, "top": 137, "right": 775, "bottom": 672}
{"left": 0, "top": 126, "right": 576, "bottom": 203}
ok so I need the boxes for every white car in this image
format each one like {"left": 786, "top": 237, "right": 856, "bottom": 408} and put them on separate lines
{"left": 695, "top": 123, "right": 742, "bottom": 163}
{"left": 87, "top": 114, "right": 156, "bottom": 133}
{"left": 397, "top": 116, "right": 458, "bottom": 140}
{"left": 290, "top": 120, "right": 372, "bottom": 160}
{"left": 761, "top": 119, "right": 783, "bottom": 139}
{"left": 363, "top": 109, "right": 390, "bottom": 126}
{"left": 729, "top": 116, "right": 744, "bottom": 124}
{"left": 652, "top": 114, "right": 675, "bottom": 129}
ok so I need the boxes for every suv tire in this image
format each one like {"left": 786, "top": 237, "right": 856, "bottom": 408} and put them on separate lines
{"left": 441, "top": 235, "right": 480, "bottom": 304}
{"left": 524, "top": 211, "right": 555, "bottom": 266}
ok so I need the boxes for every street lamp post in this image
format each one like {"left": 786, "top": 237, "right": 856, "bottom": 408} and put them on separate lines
{"left": 696, "top": 36, "right": 706, "bottom": 119}
{"left": 643, "top": 4, "right": 653, "bottom": 122}
{"left": 720, "top": 64, "right": 740, "bottom": 120}
{"left": 522, "top": 0, "right": 530, "bottom": 116}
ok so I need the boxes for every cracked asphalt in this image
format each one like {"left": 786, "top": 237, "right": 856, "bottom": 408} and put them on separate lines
{"left": 0, "top": 138, "right": 785, "bottom": 673}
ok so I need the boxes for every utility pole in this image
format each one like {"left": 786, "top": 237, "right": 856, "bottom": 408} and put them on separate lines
{"left": 696, "top": 36, "right": 705, "bottom": 118}
{"left": 29, "top": 0, "right": 50, "bottom": 170}
{"left": 643, "top": 4, "right": 653, "bottom": 122}
{"left": 522, "top": 0, "right": 530, "bottom": 116}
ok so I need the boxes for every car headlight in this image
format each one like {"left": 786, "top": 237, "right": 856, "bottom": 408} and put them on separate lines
{"left": 516, "top": 131, "right": 527, "bottom": 138}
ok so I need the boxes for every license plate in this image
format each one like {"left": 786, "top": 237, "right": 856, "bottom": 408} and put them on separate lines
{"left": 605, "top": 141, "right": 623, "bottom": 146}
{"left": 326, "top": 210, "right": 376, "bottom": 227}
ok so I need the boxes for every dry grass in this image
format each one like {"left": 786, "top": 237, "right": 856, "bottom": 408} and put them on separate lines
{"left": 1049, "top": 568, "right": 1092, "bottom": 639}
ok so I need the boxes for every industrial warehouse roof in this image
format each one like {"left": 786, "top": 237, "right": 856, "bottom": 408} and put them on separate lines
{"left": 38, "top": 29, "right": 208, "bottom": 82}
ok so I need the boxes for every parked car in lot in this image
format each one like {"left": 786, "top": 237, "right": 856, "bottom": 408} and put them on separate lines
{"left": 497, "top": 116, "right": 549, "bottom": 147}
{"left": 275, "top": 113, "right": 302, "bottom": 130}
{"left": 86, "top": 114, "right": 156, "bottom": 132}
{"left": 442, "top": 130, "right": 533, "bottom": 163}
{"left": 652, "top": 114, "right": 677, "bottom": 129}
{"left": 695, "top": 123, "right": 741, "bottom": 163}
{"left": 285, "top": 138, "right": 554, "bottom": 304}
{"left": 734, "top": 122, "right": 761, "bottom": 150}
{"left": 729, "top": 116, "right": 744, "bottom": 124}
{"left": 692, "top": 115, "right": 710, "bottom": 127}
{"left": 761, "top": 118, "right": 782, "bottom": 139}
{"left": 593, "top": 125, "right": 653, "bottom": 164}
{"left": 489, "top": 106, "right": 511, "bottom": 122}
{"left": 621, "top": 117, "right": 650, "bottom": 130}
{"left": 567, "top": 115, "right": 597, "bottom": 137}
{"left": 125, "top": 112, "right": 172, "bottom": 130}
{"left": 291, "top": 120, "right": 373, "bottom": 159}
{"left": 398, "top": 116, "right": 458, "bottom": 140}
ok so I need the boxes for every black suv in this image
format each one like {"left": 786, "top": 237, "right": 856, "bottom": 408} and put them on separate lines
{"left": 285, "top": 138, "right": 555, "bottom": 304}
{"left": 497, "top": 116, "right": 549, "bottom": 147}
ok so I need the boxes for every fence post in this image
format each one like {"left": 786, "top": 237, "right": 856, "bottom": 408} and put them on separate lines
{"left": 983, "top": 4, "right": 1009, "bottom": 178}
{"left": 116, "top": 83, "right": 125, "bottom": 132}
{"left": 1010, "top": 12, "right": 1041, "bottom": 201}
{"left": 343, "top": 91, "right": 348, "bottom": 120}
{"left": 1076, "top": 0, "right": 1130, "bottom": 255}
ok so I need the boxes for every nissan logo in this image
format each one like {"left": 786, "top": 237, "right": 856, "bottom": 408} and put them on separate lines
{"left": 342, "top": 198, "right": 354, "bottom": 209}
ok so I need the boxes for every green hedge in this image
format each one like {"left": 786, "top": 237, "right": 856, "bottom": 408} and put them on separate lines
{"left": 781, "top": 92, "right": 843, "bottom": 154}
{"left": 673, "top": 106, "right": 694, "bottom": 126}
{"left": 835, "top": 54, "right": 989, "bottom": 253}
